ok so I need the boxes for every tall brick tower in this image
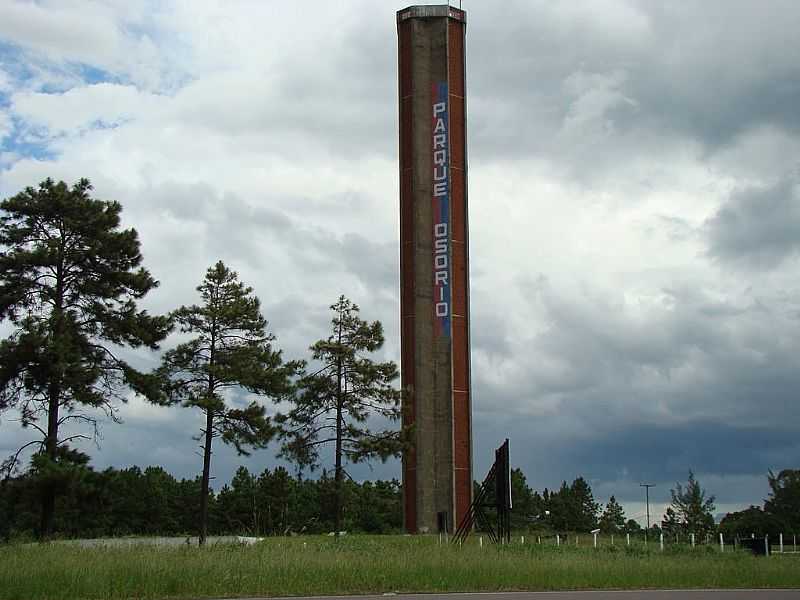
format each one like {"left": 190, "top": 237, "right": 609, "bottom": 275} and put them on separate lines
{"left": 397, "top": 5, "right": 472, "bottom": 534}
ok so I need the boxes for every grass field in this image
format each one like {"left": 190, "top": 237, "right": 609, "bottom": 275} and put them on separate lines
{"left": 1, "top": 535, "right": 798, "bottom": 600}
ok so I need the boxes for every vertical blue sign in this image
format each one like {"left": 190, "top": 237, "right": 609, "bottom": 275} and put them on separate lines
{"left": 431, "top": 81, "right": 450, "bottom": 338}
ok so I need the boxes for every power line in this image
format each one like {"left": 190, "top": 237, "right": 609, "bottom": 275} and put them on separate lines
{"left": 640, "top": 483, "right": 656, "bottom": 543}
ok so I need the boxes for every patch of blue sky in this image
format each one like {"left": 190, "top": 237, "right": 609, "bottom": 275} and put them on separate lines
{"left": 75, "top": 63, "right": 117, "bottom": 86}
{"left": 40, "top": 61, "right": 122, "bottom": 94}
{"left": 0, "top": 40, "right": 126, "bottom": 164}
{"left": 0, "top": 39, "right": 120, "bottom": 94}
{"left": 0, "top": 41, "right": 30, "bottom": 89}
{"left": 0, "top": 44, "right": 55, "bottom": 162}
{"left": 1, "top": 16, "right": 190, "bottom": 97}
{"left": 1, "top": 113, "right": 132, "bottom": 162}
{"left": 1, "top": 116, "right": 56, "bottom": 162}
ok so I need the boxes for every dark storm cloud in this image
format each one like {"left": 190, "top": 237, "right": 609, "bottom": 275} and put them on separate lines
{"left": 556, "top": 421, "right": 799, "bottom": 485}
{"left": 460, "top": 0, "right": 800, "bottom": 170}
{"left": 634, "top": 2, "right": 800, "bottom": 147}
{"left": 471, "top": 309, "right": 514, "bottom": 360}
{"left": 541, "top": 275, "right": 798, "bottom": 424}
{"left": 474, "top": 413, "right": 795, "bottom": 506}
{"left": 706, "top": 177, "right": 800, "bottom": 269}
{"left": 466, "top": 271, "right": 800, "bottom": 502}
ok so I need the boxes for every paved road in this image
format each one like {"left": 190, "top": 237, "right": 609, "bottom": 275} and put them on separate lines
{"left": 216, "top": 592, "right": 800, "bottom": 600}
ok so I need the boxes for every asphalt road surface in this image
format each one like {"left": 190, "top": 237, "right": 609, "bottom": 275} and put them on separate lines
{"left": 215, "top": 592, "right": 800, "bottom": 600}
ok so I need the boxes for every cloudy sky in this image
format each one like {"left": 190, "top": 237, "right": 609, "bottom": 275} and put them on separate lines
{"left": 1, "top": 0, "right": 800, "bottom": 524}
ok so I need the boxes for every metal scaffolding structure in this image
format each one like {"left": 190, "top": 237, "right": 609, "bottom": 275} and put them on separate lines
{"left": 453, "top": 439, "right": 511, "bottom": 545}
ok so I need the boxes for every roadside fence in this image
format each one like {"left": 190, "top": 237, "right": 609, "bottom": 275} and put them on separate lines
{"left": 491, "top": 531, "right": 799, "bottom": 555}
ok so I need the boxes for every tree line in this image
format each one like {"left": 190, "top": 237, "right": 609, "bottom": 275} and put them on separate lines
{"left": 0, "top": 179, "right": 402, "bottom": 543}
{"left": 510, "top": 469, "right": 647, "bottom": 535}
{"left": 0, "top": 457, "right": 716, "bottom": 541}
{"left": 1, "top": 451, "right": 797, "bottom": 541}
{"left": 4, "top": 454, "right": 795, "bottom": 541}
{"left": 0, "top": 462, "right": 401, "bottom": 540}
{"left": 511, "top": 468, "right": 800, "bottom": 540}
{"left": 718, "top": 469, "right": 800, "bottom": 539}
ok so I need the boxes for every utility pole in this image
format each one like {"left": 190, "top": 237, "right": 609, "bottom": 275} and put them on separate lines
{"left": 640, "top": 483, "right": 655, "bottom": 544}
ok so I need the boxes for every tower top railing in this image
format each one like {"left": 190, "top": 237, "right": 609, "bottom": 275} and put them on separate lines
{"left": 397, "top": 5, "right": 466, "bottom": 24}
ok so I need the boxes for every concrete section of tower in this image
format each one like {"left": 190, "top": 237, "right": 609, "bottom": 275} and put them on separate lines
{"left": 397, "top": 5, "right": 472, "bottom": 534}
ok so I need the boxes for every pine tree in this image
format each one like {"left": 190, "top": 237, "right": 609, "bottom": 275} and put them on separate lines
{"left": 765, "top": 469, "right": 800, "bottom": 534}
{"left": 569, "top": 477, "right": 600, "bottom": 531}
{"left": 155, "top": 261, "right": 300, "bottom": 545}
{"left": 278, "top": 295, "right": 404, "bottom": 537}
{"left": 669, "top": 470, "right": 715, "bottom": 536}
{"left": 0, "top": 178, "right": 170, "bottom": 538}
{"left": 217, "top": 466, "right": 258, "bottom": 534}
{"left": 510, "top": 467, "right": 534, "bottom": 530}
{"left": 661, "top": 506, "right": 681, "bottom": 536}
{"left": 256, "top": 466, "right": 294, "bottom": 535}
{"left": 599, "top": 495, "right": 626, "bottom": 533}
{"left": 548, "top": 482, "right": 571, "bottom": 531}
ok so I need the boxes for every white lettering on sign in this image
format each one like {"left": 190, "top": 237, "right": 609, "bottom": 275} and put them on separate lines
{"left": 433, "top": 218, "right": 449, "bottom": 320}
{"left": 432, "top": 82, "right": 450, "bottom": 336}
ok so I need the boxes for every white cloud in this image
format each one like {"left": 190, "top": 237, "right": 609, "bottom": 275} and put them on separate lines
{"left": 11, "top": 83, "right": 162, "bottom": 135}
{"left": 0, "top": 1, "right": 122, "bottom": 64}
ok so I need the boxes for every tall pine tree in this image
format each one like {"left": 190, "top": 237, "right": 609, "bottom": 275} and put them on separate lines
{"left": 155, "top": 261, "right": 300, "bottom": 545}
{"left": 569, "top": 477, "right": 600, "bottom": 531}
{"left": 670, "top": 470, "right": 715, "bottom": 536}
{"left": 0, "top": 178, "right": 170, "bottom": 538}
{"left": 278, "top": 295, "right": 404, "bottom": 536}
{"left": 599, "top": 495, "right": 626, "bottom": 533}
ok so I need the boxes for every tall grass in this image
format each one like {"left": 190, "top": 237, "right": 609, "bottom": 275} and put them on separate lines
{"left": 1, "top": 535, "right": 797, "bottom": 600}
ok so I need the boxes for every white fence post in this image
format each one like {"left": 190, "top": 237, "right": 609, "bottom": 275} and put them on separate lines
{"left": 660, "top": 533, "right": 664, "bottom": 551}
{"left": 779, "top": 533, "right": 783, "bottom": 553}
{"left": 556, "top": 534, "right": 560, "bottom": 547}
{"left": 521, "top": 535, "right": 525, "bottom": 545}
{"left": 719, "top": 533, "right": 724, "bottom": 552}
{"left": 593, "top": 532, "right": 598, "bottom": 548}
{"left": 611, "top": 534, "right": 614, "bottom": 546}
{"left": 626, "top": 533, "right": 630, "bottom": 546}
{"left": 479, "top": 536, "right": 483, "bottom": 548}
{"left": 691, "top": 533, "right": 695, "bottom": 547}
{"left": 537, "top": 536, "right": 541, "bottom": 545}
